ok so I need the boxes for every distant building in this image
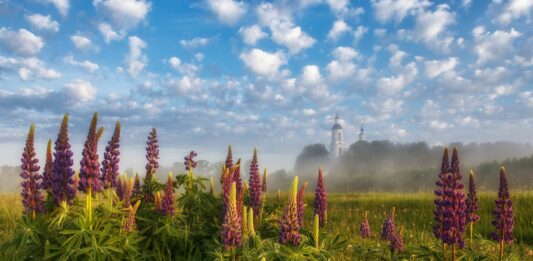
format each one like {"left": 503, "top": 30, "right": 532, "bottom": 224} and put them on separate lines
{"left": 330, "top": 114, "right": 345, "bottom": 158}
{"left": 358, "top": 126, "right": 365, "bottom": 142}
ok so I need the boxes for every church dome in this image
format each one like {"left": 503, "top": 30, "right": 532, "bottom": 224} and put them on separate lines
{"left": 332, "top": 123, "right": 342, "bottom": 130}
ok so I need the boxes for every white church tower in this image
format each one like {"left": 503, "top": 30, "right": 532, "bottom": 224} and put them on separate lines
{"left": 330, "top": 114, "right": 345, "bottom": 158}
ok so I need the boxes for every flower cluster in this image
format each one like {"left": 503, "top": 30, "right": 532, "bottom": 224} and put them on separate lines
{"left": 184, "top": 151, "right": 198, "bottom": 171}
{"left": 123, "top": 176, "right": 133, "bottom": 207}
{"left": 248, "top": 149, "right": 262, "bottom": 227}
{"left": 221, "top": 182, "right": 242, "bottom": 250}
{"left": 101, "top": 122, "right": 121, "bottom": 189}
{"left": 297, "top": 182, "right": 308, "bottom": 228}
{"left": 314, "top": 168, "right": 327, "bottom": 227}
{"left": 161, "top": 174, "right": 175, "bottom": 217}
{"left": 466, "top": 170, "right": 480, "bottom": 224}
{"left": 381, "top": 207, "right": 396, "bottom": 241}
{"left": 145, "top": 128, "right": 159, "bottom": 180}
{"left": 123, "top": 201, "right": 141, "bottom": 232}
{"left": 279, "top": 176, "right": 301, "bottom": 246}
{"left": 20, "top": 124, "right": 44, "bottom": 218}
{"left": 41, "top": 139, "right": 53, "bottom": 191}
{"left": 360, "top": 211, "right": 372, "bottom": 239}
{"left": 78, "top": 112, "right": 103, "bottom": 194}
{"left": 491, "top": 167, "right": 514, "bottom": 244}
{"left": 390, "top": 227, "right": 404, "bottom": 253}
{"left": 133, "top": 173, "right": 141, "bottom": 199}
{"left": 51, "top": 114, "right": 76, "bottom": 205}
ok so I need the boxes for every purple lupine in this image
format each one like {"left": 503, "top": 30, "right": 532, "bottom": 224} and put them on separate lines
{"left": 79, "top": 112, "right": 103, "bottom": 194}
{"left": 225, "top": 145, "right": 233, "bottom": 169}
{"left": 360, "top": 211, "right": 372, "bottom": 239}
{"left": 51, "top": 113, "right": 76, "bottom": 205}
{"left": 221, "top": 165, "right": 235, "bottom": 219}
{"left": 145, "top": 128, "right": 159, "bottom": 180}
{"left": 101, "top": 121, "right": 121, "bottom": 189}
{"left": 279, "top": 176, "right": 301, "bottom": 246}
{"left": 443, "top": 147, "right": 467, "bottom": 250}
{"left": 20, "top": 124, "right": 44, "bottom": 218}
{"left": 132, "top": 173, "right": 141, "bottom": 198}
{"left": 381, "top": 207, "right": 396, "bottom": 241}
{"left": 262, "top": 168, "right": 267, "bottom": 193}
{"left": 296, "top": 182, "right": 308, "bottom": 228}
{"left": 41, "top": 139, "right": 53, "bottom": 191}
{"left": 433, "top": 147, "right": 450, "bottom": 242}
{"left": 314, "top": 168, "right": 328, "bottom": 227}
{"left": 184, "top": 150, "right": 198, "bottom": 171}
{"left": 221, "top": 182, "right": 242, "bottom": 250}
{"left": 390, "top": 227, "right": 404, "bottom": 253}
{"left": 491, "top": 167, "right": 514, "bottom": 260}
{"left": 234, "top": 158, "right": 244, "bottom": 220}
{"left": 248, "top": 149, "right": 262, "bottom": 228}
{"left": 161, "top": 174, "right": 175, "bottom": 217}
{"left": 466, "top": 170, "right": 480, "bottom": 245}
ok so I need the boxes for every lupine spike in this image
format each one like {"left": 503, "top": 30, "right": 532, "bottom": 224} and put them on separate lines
{"left": 20, "top": 124, "right": 44, "bottom": 218}
{"left": 184, "top": 150, "right": 198, "bottom": 171}
{"left": 382, "top": 207, "right": 396, "bottom": 241}
{"left": 123, "top": 177, "right": 133, "bottom": 207}
{"left": 314, "top": 214, "right": 319, "bottom": 249}
{"left": 234, "top": 158, "right": 243, "bottom": 219}
{"left": 279, "top": 176, "right": 301, "bottom": 246}
{"left": 242, "top": 206, "right": 248, "bottom": 238}
{"left": 101, "top": 121, "right": 121, "bottom": 189}
{"left": 154, "top": 191, "right": 162, "bottom": 211}
{"left": 390, "top": 226, "right": 404, "bottom": 253}
{"left": 297, "top": 182, "right": 308, "bottom": 228}
{"left": 123, "top": 200, "right": 141, "bottom": 232}
{"left": 360, "top": 211, "right": 372, "bottom": 239}
{"left": 248, "top": 207, "right": 255, "bottom": 237}
{"left": 41, "top": 139, "right": 53, "bottom": 191}
{"left": 51, "top": 113, "right": 75, "bottom": 205}
{"left": 116, "top": 175, "right": 124, "bottom": 200}
{"left": 143, "top": 128, "right": 159, "bottom": 202}
{"left": 314, "top": 168, "right": 328, "bottom": 227}
{"left": 133, "top": 173, "right": 141, "bottom": 199}
{"left": 466, "top": 170, "right": 480, "bottom": 246}
{"left": 79, "top": 112, "right": 103, "bottom": 194}
{"left": 249, "top": 149, "right": 262, "bottom": 229}
{"left": 161, "top": 173, "right": 175, "bottom": 217}
{"left": 221, "top": 182, "right": 242, "bottom": 250}
{"left": 491, "top": 167, "right": 514, "bottom": 261}
{"left": 262, "top": 168, "right": 267, "bottom": 193}
{"left": 225, "top": 145, "right": 233, "bottom": 169}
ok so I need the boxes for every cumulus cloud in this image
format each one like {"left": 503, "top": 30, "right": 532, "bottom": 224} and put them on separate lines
{"left": 98, "top": 23, "right": 124, "bottom": 43}
{"left": 25, "top": 14, "right": 60, "bottom": 33}
{"left": 94, "top": 0, "right": 151, "bottom": 30}
{"left": 37, "top": 0, "right": 70, "bottom": 17}
{"left": 168, "top": 56, "right": 199, "bottom": 75}
{"left": 327, "top": 20, "right": 351, "bottom": 41}
{"left": 424, "top": 57, "right": 458, "bottom": 78}
{"left": 430, "top": 120, "right": 451, "bottom": 130}
{"left": 0, "top": 56, "right": 61, "bottom": 81}
{"left": 63, "top": 55, "right": 99, "bottom": 73}
{"left": 413, "top": 4, "right": 455, "bottom": 51}
{"left": 377, "top": 62, "right": 418, "bottom": 95}
{"left": 299, "top": 65, "right": 339, "bottom": 104}
{"left": 240, "top": 48, "right": 286, "bottom": 78}
{"left": 327, "top": 46, "right": 358, "bottom": 82}
{"left": 126, "top": 36, "right": 147, "bottom": 77}
{"left": 206, "top": 0, "right": 247, "bottom": 25}
{"left": 497, "top": 0, "right": 533, "bottom": 24}
{"left": 63, "top": 79, "right": 97, "bottom": 103}
{"left": 179, "top": 37, "right": 209, "bottom": 48}
{"left": 239, "top": 25, "right": 267, "bottom": 45}
{"left": 332, "top": 46, "right": 359, "bottom": 61}
{"left": 473, "top": 26, "right": 521, "bottom": 64}
{"left": 371, "top": 0, "right": 429, "bottom": 23}
{"left": 70, "top": 34, "right": 97, "bottom": 51}
{"left": 164, "top": 75, "right": 204, "bottom": 94}
{"left": 0, "top": 28, "right": 44, "bottom": 57}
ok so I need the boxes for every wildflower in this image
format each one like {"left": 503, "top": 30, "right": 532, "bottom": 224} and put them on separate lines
{"left": 279, "top": 176, "right": 301, "bottom": 246}
{"left": 20, "top": 124, "right": 44, "bottom": 219}
{"left": 101, "top": 122, "right": 121, "bottom": 189}
{"left": 381, "top": 207, "right": 396, "bottom": 241}
{"left": 116, "top": 175, "right": 124, "bottom": 200}
{"left": 41, "top": 139, "right": 53, "bottom": 191}
{"left": 360, "top": 211, "right": 372, "bottom": 239}
{"left": 133, "top": 173, "right": 141, "bottom": 198}
{"left": 262, "top": 168, "right": 267, "bottom": 193}
{"left": 314, "top": 214, "right": 319, "bottom": 249}
{"left": 161, "top": 173, "right": 175, "bottom": 217}
{"left": 242, "top": 206, "right": 248, "bottom": 238}
{"left": 249, "top": 149, "right": 262, "bottom": 229}
{"left": 221, "top": 182, "right": 242, "bottom": 250}
{"left": 154, "top": 191, "right": 162, "bottom": 211}
{"left": 296, "top": 182, "right": 308, "bottom": 228}
{"left": 390, "top": 227, "right": 404, "bottom": 253}
{"left": 79, "top": 112, "right": 103, "bottom": 194}
{"left": 143, "top": 128, "right": 159, "bottom": 202}
{"left": 491, "top": 167, "right": 514, "bottom": 261}
{"left": 234, "top": 158, "right": 243, "bottom": 218}
{"left": 225, "top": 145, "right": 233, "bottom": 169}
{"left": 184, "top": 150, "right": 198, "bottom": 171}
{"left": 314, "top": 168, "right": 328, "bottom": 227}
{"left": 248, "top": 207, "right": 255, "bottom": 237}
{"left": 123, "top": 177, "right": 133, "bottom": 208}
{"left": 123, "top": 200, "right": 141, "bottom": 232}
{"left": 466, "top": 170, "right": 480, "bottom": 245}
{"left": 51, "top": 113, "right": 76, "bottom": 205}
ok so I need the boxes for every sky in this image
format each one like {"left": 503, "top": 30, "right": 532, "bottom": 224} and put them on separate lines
{"left": 0, "top": 0, "right": 532, "bottom": 171}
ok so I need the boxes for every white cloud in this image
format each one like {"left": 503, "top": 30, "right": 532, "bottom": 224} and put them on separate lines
{"left": 179, "top": 37, "right": 209, "bottom": 48}
{"left": 430, "top": 120, "right": 451, "bottom": 130}
{"left": 302, "top": 108, "right": 316, "bottom": 116}
{"left": 63, "top": 55, "right": 99, "bottom": 73}
{"left": 424, "top": 57, "right": 458, "bottom": 78}
{"left": 164, "top": 75, "right": 203, "bottom": 94}
{"left": 0, "top": 56, "right": 60, "bottom": 80}
{"left": 93, "top": 0, "right": 151, "bottom": 30}
{"left": 63, "top": 79, "right": 97, "bottom": 103}
{"left": 326, "top": 60, "right": 355, "bottom": 82}
{"left": 38, "top": 0, "right": 70, "bottom": 16}
{"left": 377, "top": 62, "right": 418, "bottom": 95}
{"left": 25, "top": 14, "right": 60, "bottom": 33}
{"left": 70, "top": 34, "right": 96, "bottom": 51}
{"left": 206, "top": 0, "right": 247, "bottom": 25}
{"left": 126, "top": 36, "right": 147, "bottom": 77}
{"left": 332, "top": 46, "right": 358, "bottom": 61}
{"left": 0, "top": 28, "right": 44, "bottom": 56}
{"left": 239, "top": 25, "right": 267, "bottom": 45}
{"left": 240, "top": 48, "right": 286, "bottom": 78}
{"left": 256, "top": 3, "right": 315, "bottom": 54}
{"left": 473, "top": 27, "right": 521, "bottom": 64}
{"left": 326, "top": 0, "right": 349, "bottom": 12}
{"left": 497, "top": 0, "right": 533, "bottom": 24}
{"left": 353, "top": 26, "right": 367, "bottom": 42}
{"left": 327, "top": 20, "right": 351, "bottom": 41}
{"left": 413, "top": 4, "right": 455, "bottom": 51}
{"left": 371, "top": 0, "right": 429, "bottom": 23}
{"left": 168, "top": 56, "right": 198, "bottom": 75}
{"left": 98, "top": 23, "right": 124, "bottom": 43}
{"left": 299, "top": 65, "right": 339, "bottom": 104}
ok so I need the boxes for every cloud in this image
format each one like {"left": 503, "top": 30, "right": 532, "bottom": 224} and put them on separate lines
{"left": 256, "top": 3, "right": 315, "bottom": 54}
{"left": 164, "top": 75, "right": 204, "bottom": 94}
{"left": 430, "top": 120, "right": 451, "bottom": 130}
{"left": 371, "top": 0, "right": 429, "bottom": 23}
{"left": 413, "top": 4, "right": 455, "bottom": 51}
{"left": 63, "top": 79, "right": 97, "bottom": 103}
{"left": 497, "top": 0, "right": 533, "bottom": 24}
{"left": 473, "top": 26, "right": 521, "bottom": 64}
{"left": 179, "top": 37, "right": 209, "bottom": 48}
{"left": 98, "top": 23, "right": 124, "bottom": 43}
{"left": 63, "top": 55, "right": 99, "bottom": 73}
{"left": 327, "top": 20, "right": 351, "bottom": 41}
{"left": 0, "top": 28, "right": 44, "bottom": 56}
{"left": 206, "top": 0, "right": 247, "bottom": 25}
{"left": 326, "top": 0, "right": 348, "bottom": 12}
{"left": 424, "top": 57, "right": 458, "bottom": 78}
{"left": 332, "top": 46, "right": 358, "bottom": 61}
{"left": 70, "top": 34, "right": 97, "bottom": 51}
{"left": 327, "top": 46, "right": 358, "bottom": 82}
{"left": 37, "top": 0, "right": 70, "bottom": 16}
{"left": 168, "top": 56, "right": 199, "bottom": 75}
{"left": 240, "top": 48, "right": 286, "bottom": 78}
{"left": 299, "top": 65, "right": 339, "bottom": 104}
{"left": 126, "top": 36, "right": 147, "bottom": 77}
{"left": 353, "top": 26, "right": 367, "bottom": 42}
{"left": 377, "top": 62, "right": 418, "bottom": 95}
{"left": 25, "top": 14, "right": 60, "bottom": 33}
{"left": 0, "top": 56, "right": 61, "bottom": 80}
{"left": 239, "top": 25, "right": 267, "bottom": 45}
{"left": 93, "top": 0, "right": 151, "bottom": 30}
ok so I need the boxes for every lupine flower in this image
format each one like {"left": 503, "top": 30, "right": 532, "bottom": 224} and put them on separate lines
{"left": 133, "top": 173, "right": 141, "bottom": 198}
{"left": 101, "top": 122, "right": 121, "bottom": 189}
{"left": 296, "top": 182, "right": 308, "bottom": 228}
{"left": 434, "top": 147, "right": 467, "bottom": 251}
{"left": 154, "top": 191, "right": 162, "bottom": 211}
{"left": 491, "top": 167, "right": 514, "bottom": 260}
{"left": 381, "top": 207, "right": 396, "bottom": 241}
{"left": 248, "top": 207, "right": 255, "bottom": 237}
{"left": 360, "top": 211, "right": 372, "bottom": 239}
{"left": 221, "top": 182, "right": 242, "bottom": 250}
{"left": 123, "top": 200, "right": 141, "bottom": 232}
{"left": 184, "top": 151, "right": 198, "bottom": 171}
{"left": 390, "top": 227, "right": 404, "bottom": 253}
{"left": 242, "top": 206, "right": 248, "bottom": 238}
{"left": 262, "top": 168, "right": 267, "bottom": 193}
{"left": 20, "top": 124, "right": 44, "bottom": 218}
{"left": 249, "top": 149, "right": 262, "bottom": 229}
{"left": 234, "top": 158, "right": 244, "bottom": 219}
{"left": 161, "top": 173, "right": 175, "bottom": 217}
{"left": 279, "top": 176, "right": 301, "bottom": 246}
{"left": 122, "top": 176, "right": 133, "bottom": 207}
{"left": 314, "top": 214, "right": 319, "bottom": 249}
{"left": 220, "top": 165, "right": 233, "bottom": 219}
{"left": 143, "top": 128, "right": 159, "bottom": 202}
{"left": 116, "top": 175, "right": 124, "bottom": 200}
{"left": 79, "top": 112, "right": 103, "bottom": 194}
{"left": 466, "top": 170, "right": 480, "bottom": 245}
{"left": 314, "top": 168, "right": 328, "bottom": 227}
{"left": 51, "top": 114, "right": 76, "bottom": 205}
{"left": 41, "top": 139, "right": 53, "bottom": 191}
{"left": 434, "top": 147, "right": 449, "bottom": 241}
{"left": 225, "top": 145, "right": 233, "bottom": 169}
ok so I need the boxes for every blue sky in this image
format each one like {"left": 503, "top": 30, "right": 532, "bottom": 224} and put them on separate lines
{"left": 0, "top": 0, "right": 532, "bottom": 170}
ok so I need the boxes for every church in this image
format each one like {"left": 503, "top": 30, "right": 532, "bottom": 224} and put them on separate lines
{"left": 330, "top": 114, "right": 365, "bottom": 158}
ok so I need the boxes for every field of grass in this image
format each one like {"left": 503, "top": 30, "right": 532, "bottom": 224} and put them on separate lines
{"left": 2, "top": 191, "right": 533, "bottom": 260}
